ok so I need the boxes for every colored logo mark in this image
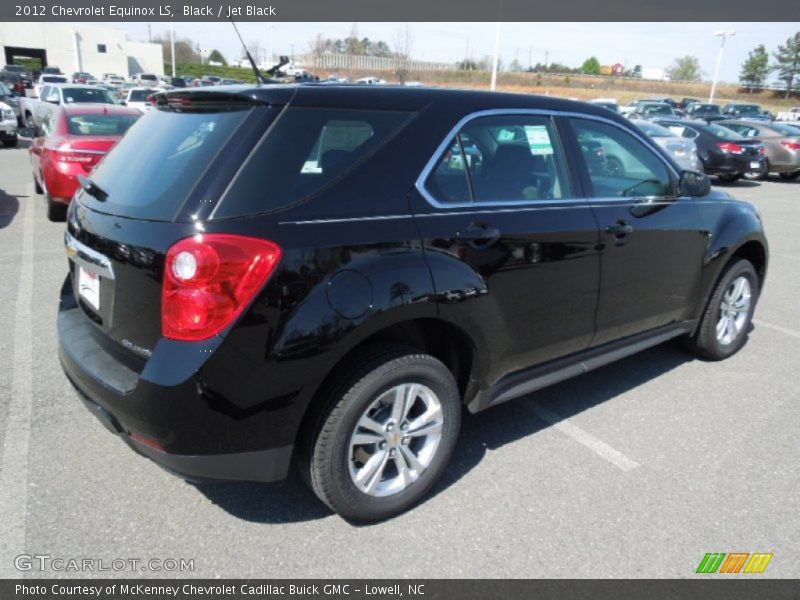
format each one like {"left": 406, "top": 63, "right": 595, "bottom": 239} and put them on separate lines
{"left": 696, "top": 552, "right": 773, "bottom": 574}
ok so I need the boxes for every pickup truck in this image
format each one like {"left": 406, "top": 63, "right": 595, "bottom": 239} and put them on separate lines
{"left": 20, "top": 84, "right": 116, "bottom": 131}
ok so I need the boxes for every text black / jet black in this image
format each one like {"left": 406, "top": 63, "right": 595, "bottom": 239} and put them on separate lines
{"left": 59, "top": 85, "right": 768, "bottom": 520}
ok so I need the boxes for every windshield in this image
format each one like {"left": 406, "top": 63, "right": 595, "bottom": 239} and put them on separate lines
{"left": 61, "top": 88, "right": 115, "bottom": 104}
{"left": 642, "top": 104, "right": 672, "bottom": 115}
{"left": 5, "top": 65, "right": 24, "bottom": 73}
{"left": 66, "top": 113, "right": 140, "bottom": 136}
{"left": 0, "top": 83, "right": 10, "bottom": 97}
{"left": 636, "top": 122, "right": 673, "bottom": 137}
{"left": 129, "top": 89, "right": 156, "bottom": 101}
{"left": 82, "top": 107, "right": 252, "bottom": 221}
{"left": 42, "top": 75, "right": 68, "bottom": 83}
{"left": 692, "top": 104, "right": 720, "bottom": 114}
{"left": 733, "top": 105, "right": 761, "bottom": 114}
{"left": 139, "top": 74, "right": 157, "bottom": 81}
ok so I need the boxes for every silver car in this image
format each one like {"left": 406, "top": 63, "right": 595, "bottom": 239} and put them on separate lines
{"left": 635, "top": 121, "right": 703, "bottom": 172}
{"left": 719, "top": 120, "right": 800, "bottom": 181}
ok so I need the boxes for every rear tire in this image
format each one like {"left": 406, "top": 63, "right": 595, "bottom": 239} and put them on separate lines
{"left": 717, "top": 173, "right": 741, "bottom": 183}
{"left": 46, "top": 194, "right": 67, "bottom": 222}
{"left": 683, "top": 259, "right": 759, "bottom": 361}
{"left": 743, "top": 160, "right": 769, "bottom": 181}
{"left": 1, "top": 136, "right": 17, "bottom": 148}
{"left": 779, "top": 171, "right": 800, "bottom": 181}
{"left": 305, "top": 344, "right": 461, "bottom": 521}
{"left": 33, "top": 173, "right": 43, "bottom": 194}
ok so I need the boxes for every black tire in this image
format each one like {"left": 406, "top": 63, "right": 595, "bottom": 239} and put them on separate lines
{"left": 2, "top": 136, "right": 17, "bottom": 148}
{"left": 33, "top": 173, "right": 43, "bottom": 194}
{"left": 743, "top": 160, "right": 769, "bottom": 181}
{"left": 305, "top": 344, "right": 461, "bottom": 521}
{"left": 717, "top": 173, "right": 741, "bottom": 183}
{"left": 779, "top": 171, "right": 800, "bottom": 181}
{"left": 46, "top": 194, "right": 67, "bottom": 222}
{"left": 683, "top": 259, "right": 759, "bottom": 361}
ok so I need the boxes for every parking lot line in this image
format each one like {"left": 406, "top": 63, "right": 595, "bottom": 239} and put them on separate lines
{"left": 0, "top": 190, "right": 35, "bottom": 579}
{"left": 754, "top": 319, "right": 800, "bottom": 339}
{"left": 516, "top": 400, "right": 641, "bottom": 472}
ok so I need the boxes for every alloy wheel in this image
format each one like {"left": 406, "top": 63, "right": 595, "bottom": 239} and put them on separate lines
{"left": 716, "top": 276, "right": 751, "bottom": 346}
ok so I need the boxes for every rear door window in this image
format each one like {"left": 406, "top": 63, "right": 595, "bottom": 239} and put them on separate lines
{"left": 66, "top": 113, "right": 140, "bottom": 136}
{"left": 213, "top": 108, "right": 413, "bottom": 218}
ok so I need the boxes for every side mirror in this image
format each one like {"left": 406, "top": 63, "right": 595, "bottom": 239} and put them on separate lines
{"left": 679, "top": 170, "right": 710, "bottom": 197}
{"left": 19, "top": 126, "right": 37, "bottom": 138}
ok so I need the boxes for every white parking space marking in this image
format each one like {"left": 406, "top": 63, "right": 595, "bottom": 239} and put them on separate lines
{"left": 516, "top": 400, "right": 641, "bottom": 472}
{"left": 754, "top": 319, "right": 800, "bottom": 339}
{"left": 0, "top": 191, "right": 34, "bottom": 579}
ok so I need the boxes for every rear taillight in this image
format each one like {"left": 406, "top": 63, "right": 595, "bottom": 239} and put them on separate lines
{"left": 53, "top": 147, "right": 103, "bottom": 167}
{"left": 717, "top": 142, "right": 744, "bottom": 154}
{"left": 780, "top": 140, "right": 800, "bottom": 152}
{"left": 162, "top": 234, "right": 282, "bottom": 341}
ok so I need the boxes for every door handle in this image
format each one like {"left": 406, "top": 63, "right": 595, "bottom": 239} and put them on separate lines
{"left": 456, "top": 225, "right": 501, "bottom": 245}
{"left": 604, "top": 221, "right": 634, "bottom": 237}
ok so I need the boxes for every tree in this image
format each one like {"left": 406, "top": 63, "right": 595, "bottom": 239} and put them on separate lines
{"left": 773, "top": 32, "right": 800, "bottom": 99}
{"left": 393, "top": 25, "right": 414, "bottom": 83}
{"left": 739, "top": 45, "right": 770, "bottom": 92}
{"left": 581, "top": 56, "right": 601, "bottom": 75}
{"left": 666, "top": 55, "right": 702, "bottom": 82}
{"left": 152, "top": 32, "right": 201, "bottom": 65}
{"left": 207, "top": 50, "right": 227, "bottom": 66}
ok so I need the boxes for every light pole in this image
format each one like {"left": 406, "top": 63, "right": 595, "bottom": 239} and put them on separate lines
{"left": 709, "top": 30, "right": 735, "bottom": 103}
{"left": 490, "top": 22, "right": 501, "bottom": 91}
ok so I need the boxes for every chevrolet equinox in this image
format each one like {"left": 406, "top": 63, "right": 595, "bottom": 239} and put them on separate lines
{"left": 59, "top": 85, "right": 768, "bottom": 520}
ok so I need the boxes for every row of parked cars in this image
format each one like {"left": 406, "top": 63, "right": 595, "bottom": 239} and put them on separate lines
{"left": 588, "top": 97, "right": 800, "bottom": 182}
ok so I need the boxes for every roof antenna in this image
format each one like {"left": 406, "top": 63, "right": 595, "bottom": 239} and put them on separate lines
{"left": 230, "top": 20, "right": 266, "bottom": 85}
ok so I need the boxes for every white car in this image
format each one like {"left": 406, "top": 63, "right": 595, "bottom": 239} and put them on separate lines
{"left": 589, "top": 98, "right": 619, "bottom": 113}
{"left": 34, "top": 74, "right": 69, "bottom": 98}
{"left": 133, "top": 73, "right": 159, "bottom": 87}
{"left": 0, "top": 100, "right": 18, "bottom": 147}
{"left": 124, "top": 87, "right": 157, "bottom": 113}
{"left": 103, "top": 74, "right": 127, "bottom": 88}
{"left": 356, "top": 77, "right": 387, "bottom": 85}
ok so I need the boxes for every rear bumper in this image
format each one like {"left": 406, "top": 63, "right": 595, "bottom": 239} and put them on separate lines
{"left": 703, "top": 152, "right": 765, "bottom": 175}
{"left": 57, "top": 278, "right": 294, "bottom": 483}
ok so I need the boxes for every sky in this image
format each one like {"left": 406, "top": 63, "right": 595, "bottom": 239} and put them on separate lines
{"left": 101, "top": 21, "right": 799, "bottom": 84}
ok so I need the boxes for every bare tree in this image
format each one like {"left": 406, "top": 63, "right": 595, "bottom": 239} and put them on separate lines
{"left": 394, "top": 24, "right": 414, "bottom": 83}
{"left": 308, "top": 33, "right": 327, "bottom": 68}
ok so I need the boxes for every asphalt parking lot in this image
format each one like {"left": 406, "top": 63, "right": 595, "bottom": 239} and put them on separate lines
{"left": 0, "top": 141, "right": 798, "bottom": 579}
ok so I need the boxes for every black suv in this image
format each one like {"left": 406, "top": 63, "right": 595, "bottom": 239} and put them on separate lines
{"left": 59, "top": 86, "right": 768, "bottom": 520}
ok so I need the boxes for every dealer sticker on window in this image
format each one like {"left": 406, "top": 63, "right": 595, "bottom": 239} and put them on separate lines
{"left": 78, "top": 266, "right": 100, "bottom": 311}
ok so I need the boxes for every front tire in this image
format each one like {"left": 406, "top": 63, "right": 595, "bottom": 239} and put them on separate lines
{"left": 684, "top": 259, "right": 759, "bottom": 361}
{"left": 779, "top": 171, "right": 800, "bottom": 181}
{"left": 1, "top": 135, "right": 17, "bottom": 148}
{"left": 306, "top": 345, "right": 461, "bottom": 521}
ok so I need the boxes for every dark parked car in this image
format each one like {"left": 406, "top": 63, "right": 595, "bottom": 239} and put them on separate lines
{"left": 654, "top": 118, "right": 767, "bottom": 182}
{"left": 719, "top": 120, "right": 800, "bottom": 181}
{"left": 3, "top": 64, "right": 31, "bottom": 87}
{"left": 59, "top": 86, "right": 768, "bottom": 520}
{"left": 722, "top": 103, "right": 772, "bottom": 122}
{"left": 169, "top": 77, "right": 187, "bottom": 88}
{"left": 685, "top": 103, "right": 726, "bottom": 122}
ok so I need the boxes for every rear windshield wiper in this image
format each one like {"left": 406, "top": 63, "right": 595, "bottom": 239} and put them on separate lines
{"left": 77, "top": 174, "right": 108, "bottom": 202}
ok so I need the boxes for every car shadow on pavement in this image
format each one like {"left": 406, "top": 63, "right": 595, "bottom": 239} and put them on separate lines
{"left": 0, "top": 188, "right": 20, "bottom": 229}
{"left": 193, "top": 341, "right": 692, "bottom": 525}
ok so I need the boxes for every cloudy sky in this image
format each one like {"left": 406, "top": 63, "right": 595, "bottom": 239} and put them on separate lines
{"left": 104, "top": 21, "right": 799, "bottom": 84}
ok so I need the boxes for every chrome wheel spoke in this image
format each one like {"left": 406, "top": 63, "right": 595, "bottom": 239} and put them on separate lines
{"left": 394, "top": 448, "right": 414, "bottom": 486}
{"left": 399, "top": 444, "right": 425, "bottom": 474}
{"left": 407, "top": 406, "right": 443, "bottom": 437}
{"left": 356, "top": 450, "right": 389, "bottom": 494}
{"left": 391, "top": 383, "right": 417, "bottom": 425}
{"left": 351, "top": 432, "right": 383, "bottom": 446}
{"left": 357, "top": 414, "right": 385, "bottom": 436}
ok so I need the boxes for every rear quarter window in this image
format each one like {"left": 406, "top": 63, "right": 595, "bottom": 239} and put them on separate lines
{"left": 66, "top": 113, "right": 140, "bottom": 136}
{"left": 212, "top": 107, "right": 413, "bottom": 219}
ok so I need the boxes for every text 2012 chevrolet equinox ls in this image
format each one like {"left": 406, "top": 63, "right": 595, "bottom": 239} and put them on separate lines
{"left": 59, "top": 85, "right": 768, "bottom": 520}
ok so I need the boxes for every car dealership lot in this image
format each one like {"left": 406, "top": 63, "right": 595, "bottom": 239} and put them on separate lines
{"left": 0, "top": 144, "right": 798, "bottom": 578}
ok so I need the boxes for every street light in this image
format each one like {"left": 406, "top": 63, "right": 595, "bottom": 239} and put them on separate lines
{"left": 709, "top": 30, "right": 735, "bottom": 104}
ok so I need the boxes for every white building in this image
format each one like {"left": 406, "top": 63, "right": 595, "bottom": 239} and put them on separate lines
{"left": 0, "top": 22, "right": 163, "bottom": 78}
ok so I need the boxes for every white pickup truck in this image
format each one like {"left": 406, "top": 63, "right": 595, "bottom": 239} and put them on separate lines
{"left": 776, "top": 107, "right": 800, "bottom": 122}
{"left": 19, "top": 83, "right": 117, "bottom": 131}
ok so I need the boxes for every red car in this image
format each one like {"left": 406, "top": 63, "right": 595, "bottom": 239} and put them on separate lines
{"left": 29, "top": 103, "right": 141, "bottom": 221}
